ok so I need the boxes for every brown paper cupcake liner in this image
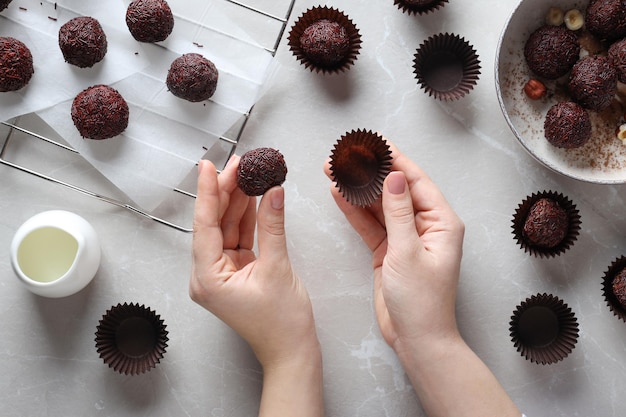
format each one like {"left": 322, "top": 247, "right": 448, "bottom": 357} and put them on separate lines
{"left": 393, "top": 0, "right": 449, "bottom": 15}
{"left": 95, "top": 302, "right": 169, "bottom": 375}
{"left": 509, "top": 293, "right": 579, "bottom": 365}
{"left": 287, "top": 6, "right": 362, "bottom": 74}
{"left": 413, "top": 32, "right": 480, "bottom": 101}
{"left": 601, "top": 256, "right": 626, "bottom": 323}
{"left": 511, "top": 190, "right": 581, "bottom": 258}
{"left": 329, "top": 129, "right": 392, "bottom": 207}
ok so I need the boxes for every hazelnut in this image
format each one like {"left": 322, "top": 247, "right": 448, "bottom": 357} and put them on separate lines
{"left": 564, "top": 9, "right": 584, "bottom": 31}
{"left": 523, "top": 78, "right": 546, "bottom": 100}
{"left": 545, "top": 7, "right": 564, "bottom": 26}
{"left": 616, "top": 123, "right": 626, "bottom": 143}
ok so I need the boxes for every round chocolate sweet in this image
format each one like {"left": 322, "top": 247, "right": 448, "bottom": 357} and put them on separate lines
{"left": 126, "top": 0, "right": 174, "bottom": 43}
{"left": 166, "top": 53, "right": 218, "bottom": 102}
{"left": 544, "top": 102, "right": 591, "bottom": 149}
{"left": 58, "top": 17, "right": 108, "bottom": 68}
{"left": 0, "top": 37, "right": 34, "bottom": 92}
{"left": 612, "top": 268, "right": 626, "bottom": 309}
{"left": 236, "top": 148, "right": 288, "bottom": 196}
{"left": 524, "top": 25, "right": 579, "bottom": 80}
{"left": 522, "top": 198, "right": 569, "bottom": 248}
{"left": 71, "top": 85, "right": 129, "bottom": 140}
{"left": 568, "top": 54, "right": 617, "bottom": 112}
{"left": 299, "top": 19, "right": 351, "bottom": 68}
{"left": 608, "top": 38, "right": 626, "bottom": 83}
{"left": 1, "top": 0, "right": 13, "bottom": 11}
{"left": 585, "top": 0, "right": 626, "bottom": 41}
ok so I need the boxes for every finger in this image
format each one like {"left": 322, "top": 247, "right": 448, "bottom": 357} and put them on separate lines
{"left": 256, "top": 186, "right": 290, "bottom": 268}
{"left": 329, "top": 183, "right": 387, "bottom": 253}
{"left": 192, "top": 160, "right": 225, "bottom": 267}
{"left": 222, "top": 188, "right": 255, "bottom": 250}
{"left": 239, "top": 196, "right": 257, "bottom": 250}
{"left": 217, "top": 155, "right": 241, "bottom": 218}
{"left": 381, "top": 171, "right": 422, "bottom": 254}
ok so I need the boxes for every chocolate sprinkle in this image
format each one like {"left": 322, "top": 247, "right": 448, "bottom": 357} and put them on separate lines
{"left": 166, "top": 53, "right": 218, "bottom": 102}
{"left": 543, "top": 101, "right": 591, "bottom": 149}
{"left": 236, "top": 147, "right": 288, "bottom": 196}
{"left": 71, "top": 85, "right": 129, "bottom": 140}
{"left": 126, "top": 0, "right": 174, "bottom": 43}
{"left": 58, "top": 17, "right": 108, "bottom": 68}
{"left": 524, "top": 25, "right": 579, "bottom": 80}
{"left": 0, "top": 37, "right": 34, "bottom": 92}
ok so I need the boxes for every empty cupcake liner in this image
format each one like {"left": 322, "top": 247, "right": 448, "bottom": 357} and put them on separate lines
{"left": 95, "top": 302, "right": 169, "bottom": 375}
{"left": 393, "top": 0, "right": 449, "bottom": 15}
{"left": 329, "top": 129, "right": 392, "bottom": 207}
{"left": 511, "top": 190, "right": 581, "bottom": 258}
{"left": 602, "top": 256, "right": 626, "bottom": 323}
{"left": 509, "top": 293, "right": 579, "bottom": 365}
{"left": 413, "top": 32, "right": 480, "bottom": 100}
{"left": 287, "top": 6, "right": 362, "bottom": 74}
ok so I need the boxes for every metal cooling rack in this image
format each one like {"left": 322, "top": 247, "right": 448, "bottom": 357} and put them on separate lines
{"left": 0, "top": 0, "right": 296, "bottom": 233}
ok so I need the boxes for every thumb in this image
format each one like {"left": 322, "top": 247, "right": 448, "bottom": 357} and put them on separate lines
{"left": 382, "top": 171, "right": 421, "bottom": 251}
{"left": 256, "top": 186, "right": 289, "bottom": 265}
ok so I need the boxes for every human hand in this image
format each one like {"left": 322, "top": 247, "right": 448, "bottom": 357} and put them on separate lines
{"left": 190, "top": 156, "right": 320, "bottom": 369}
{"left": 324, "top": 139, "right": 465, "bottom": 352}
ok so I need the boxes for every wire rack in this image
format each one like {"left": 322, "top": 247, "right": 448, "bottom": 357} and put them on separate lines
{"left": 0, "top": 0, "right": 296, "bottom": 233}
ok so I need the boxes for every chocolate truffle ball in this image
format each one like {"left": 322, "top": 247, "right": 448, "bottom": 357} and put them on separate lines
{"left": 612, "top": 268, "right": 626, "bottom": 309}
{"left": 166, "top": 53, "right": 218, "bottom": 102}
{"left": 71, "top": 85, "right": 129, "bottom": 140}
{"left": 523, "top": 198, "right": 569, "bottom": 248}
{"left": 0, "top": 37, "right": 34, "bottom": 92}
{"left": 608, "top": 38, "right": 626, "bottom": 83}
{"left": 236, "top": 148, "right": 287, "bottom": 196}
{"left": 524, "top": 25, "right": 580, "bottom": 80}
{"left": 126, "top": 0, "right": 174, "bottom": 43}
{"left": 544, "top": 102, "right": 592, "bottom": 149}
{"left": 1, "top": 0, "right": 13, "bottom": 11}
{"left": 569, "top": 55, "right": 617, "bottom": 112}
{"left": 299, "top": 19, "right": 351, "bottom": 68}
{"left": 58, "top": 17, "right": 108, "bottom": 68}
{"left": 585, "top": 0, "right": 626, "bottom": 41}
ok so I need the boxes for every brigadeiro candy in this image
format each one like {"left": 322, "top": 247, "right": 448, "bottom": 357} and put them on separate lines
{"left": 509, "top": 293, "right": 579, "bottom": 365}
{"left": 544, "top": 101, "right": 591, "bottom": 149}
{"left": 393, "top": 0, "right": 449, "bottom": 15}
{"left": 1, "top": 0, "right": 13, "bottom": 11}
{"left": 288, "top": 6, "right": 362, "bottom": 74}
{"left": 601, "top": 256, "right": 626, "bottom": 322}
{"left": 608, "top": 38, "right": 626, "bottom": 83}
{"left": 126, "top": 0, "right": 174, "bottom": 43}
{"left": 166, "top": 53, "right": 218, "bottom": 102}
{"left": 58, "top": 17, "right": 108, "bottom": 68}
{"left": 569, "top": 55, "right": 617, "bottom": 112}
{"left": 511, "top": 191, "right": 581, "bottom": 258}
{"left": 585, "top": 0, "right": 626, "bottom": 41}
{"left": 0, "top": 37, "right": 34, "bottom": 92}
{"left": 95, "top": 302, "right": 169, "bottom": 375}
{"left": 329, "top": 129, "right": 392, "bottom": 207}
{"left": 71, "top": 85, "right": 129, "bottom": 140}
{"left": 413, "top": 33, "right": 481, "bottom": 101}
{"left": 237, "top": 147, "right": 288, "bottom": 196}
{"left": 524, "top": 25, "right": 579, "bottom": 80}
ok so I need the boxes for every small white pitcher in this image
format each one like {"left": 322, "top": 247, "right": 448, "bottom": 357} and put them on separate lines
{"left": 10, "top": 210, "right": 101, "bottom": 298}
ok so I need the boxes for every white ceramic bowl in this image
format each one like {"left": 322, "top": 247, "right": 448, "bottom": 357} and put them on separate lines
{"left": 495, "top": 0, "right": 626, "bottom": 184}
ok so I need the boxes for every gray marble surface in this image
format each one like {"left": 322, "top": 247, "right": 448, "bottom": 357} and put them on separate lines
{"left": 1, "top": 0, "right": 626, "bottom": 416}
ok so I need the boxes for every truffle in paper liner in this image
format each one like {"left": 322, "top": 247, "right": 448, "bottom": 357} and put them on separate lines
{"left": 288, "top": 6, "right": 362, "bottom": 74}
{"left": 413, "top": 33, "right": 480, "bottom": 101}
{"left": 602, "top": 256, "right": 626, "bottom": 323}
{"left": 95, "top": 302, "right": 168, "bottom": 375}
{"left": 511, "top": 190, "right": 581, "bottom": 258}
{"left": 393, "top": 0, "right": 449, "bottom": 15}
{"left": 509, "top": 293, "right": 579, "bottom": 365}
{"left": 329, "top": 130, "right": 392, "bottom": 207}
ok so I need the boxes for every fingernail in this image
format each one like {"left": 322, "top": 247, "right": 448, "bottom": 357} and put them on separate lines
{"left": 387, "top": 172, "right": 406, "bottom": 195}
{"left": 271, "top": 187, "right": 284, "bottom": 210}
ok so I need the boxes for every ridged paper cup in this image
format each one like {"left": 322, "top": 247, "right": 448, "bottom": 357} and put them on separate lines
{"left": 602, "top": 256, "right": 626, "bottom": 323}
{"left": 95, "top": 302, "right": 169, "bottom": 375}
{"left": 287, "top": 6, "right": 362, "bottom": 74}
{"left": 511, "top": 190, "right": 581, "bottom": 258}
{"left": 329, "top": 129, "right": 392, "bottom": 207}
{"left": 413, "top": 32, "right": 480, "bottom": 100}
{"left": 509, "top": 293, "right": 579, "bottom": 365}
{"left": 393, "top": 0, "right": 449, "bottom": 15}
